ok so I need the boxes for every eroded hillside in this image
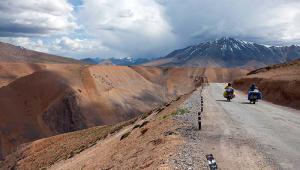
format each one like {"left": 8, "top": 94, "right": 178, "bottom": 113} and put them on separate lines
{"left": 234, "top": 59, "right": 300, "bottom": 109}
{"left": 0, "top": 60, "right": 247, "bottom": 160}
{"left": 0, "top": 42, "right": 81, "bottom": 64}
{"left": 0, "top": 64, "right": 205, "bottom": 159}
{"left": 0, "top": 92, "right": 190, "bottom": 170}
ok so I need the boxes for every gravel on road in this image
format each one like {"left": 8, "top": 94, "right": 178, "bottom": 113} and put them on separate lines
{"left": 168, "top": 83, "right": 283, "bottom": 170}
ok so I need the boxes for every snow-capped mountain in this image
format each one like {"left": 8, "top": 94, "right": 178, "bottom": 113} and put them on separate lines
{"left": 145, "top": 37, "right": 300, "bottom": 68}
{"left": 80, "top": 57, "right": 151, "bottom": 65}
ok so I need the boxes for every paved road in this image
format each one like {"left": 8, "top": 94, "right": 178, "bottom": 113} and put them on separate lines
{"left": 206, "top": 83, "right": 300, "bottom": 169}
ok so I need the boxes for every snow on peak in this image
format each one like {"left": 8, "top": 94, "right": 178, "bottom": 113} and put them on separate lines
{"left": 118, "top": 57, "right": 133, "bottom": 61}
{"left": 232, "top": 43, "right": 241, "bottom": 50}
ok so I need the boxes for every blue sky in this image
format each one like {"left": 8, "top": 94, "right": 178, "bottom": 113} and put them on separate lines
{"left": 69, "top": 0, "right": 82, "bottom": 6}
{"left": 0, "top": 0, "right": 300, "bottom": 59}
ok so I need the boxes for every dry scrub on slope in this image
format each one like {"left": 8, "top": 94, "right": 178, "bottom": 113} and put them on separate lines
{"left": 1, "top": 92, "right": 191, "bottom": 170}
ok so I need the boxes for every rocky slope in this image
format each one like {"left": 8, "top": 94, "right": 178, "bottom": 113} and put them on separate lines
{"left": 0, "top": 42, "right": 81, "bottom": 64}
{"left": 0, "top": 64, "right": 248, "bottom": 160}
{"left": 144, "top": 37, "right": 300, "bottom": 68}
{"left": 0, "top": 63, "right": 203, "bottom": 160}
{"left": 0, "top": 92, "right": 189, "bottom": 170}
{"left": 0, "top": 62, "right": 46, "bottom": 87}
{"left": 234, "top": 59, "right": 300, "bottom": 109}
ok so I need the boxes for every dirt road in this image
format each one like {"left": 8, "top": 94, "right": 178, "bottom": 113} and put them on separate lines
{"left": 46, "top": 83, "right": 300, "bottom": 170}
{"left": 171, "top": 83, "right": 300, "bottom": 169}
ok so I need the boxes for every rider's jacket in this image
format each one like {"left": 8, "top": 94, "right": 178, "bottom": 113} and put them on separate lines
{"left": 249, "top": 86, "right": 258, "bottom": 91}
{"left": 225, "top": 86, "right": 233, "bottom": 89}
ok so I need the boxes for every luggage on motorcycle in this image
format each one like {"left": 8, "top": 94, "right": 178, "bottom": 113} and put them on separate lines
{"left": 223, "top": 88, "right": 235, "bottom": 98}
{"left": 248, "top": 90, "right": 262, "bottom": 100}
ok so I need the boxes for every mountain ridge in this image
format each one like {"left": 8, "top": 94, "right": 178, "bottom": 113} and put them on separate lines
{"left": 144, "top": 37, "right": 300, "bottom": 68}
{"left": 0, "top": 42, "right": 82, "bottom": 64}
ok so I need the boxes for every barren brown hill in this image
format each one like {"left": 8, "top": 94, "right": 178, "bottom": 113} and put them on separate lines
{"left": 234, "top": 59, "right": 300, "bottom": 109}
{"left": 0, "top": 42, "right": 81, "bottom": 64}
{"left": 203, "top": 67, "right": 249, "bottom": 82}
{"left": 0, "top": 61, "right": 248, "bottom": 161}
{"left": 0, "top": 64, "right": 205, "bottom": 160}
{"left": 132, "top": 66, "right": 249, "bottom": 84}
{"left": 0, "top": 62, "right": 46, "bottom": 87}
{"left": 0, "top": 94, "right": 188, "bottom": 170}
{"left": 0, "top": 43, "right": 248, "bottom": 161}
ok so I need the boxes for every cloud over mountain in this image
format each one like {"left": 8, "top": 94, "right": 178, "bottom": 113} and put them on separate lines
{"left": 0, "top": 0, "right": 299, "bottom": 58}
{"left": 78, "top": 0, "right": 177, "bottom": 58}
{"left": 160, "top": 0, "right": 300, "bottom": 45}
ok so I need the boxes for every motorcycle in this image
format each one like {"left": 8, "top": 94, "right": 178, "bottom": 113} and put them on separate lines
{"left": 248, "top": 89, "right": 262, "bottom": 104}
{"left": 223, "top": 88, "right": 235, "bottom": 102}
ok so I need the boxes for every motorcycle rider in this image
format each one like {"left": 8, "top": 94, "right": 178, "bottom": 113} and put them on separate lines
{"left": 249, "top": 83, "right": 258, "bottom": 91}
{"left": 225, "top": 83, "right": 234, "bottom": 90}
{"left": 248, "top": 83, "right": 262, "bottom": 101}
{"left": 224, "top": 83, "right": 235, "bottom": 99}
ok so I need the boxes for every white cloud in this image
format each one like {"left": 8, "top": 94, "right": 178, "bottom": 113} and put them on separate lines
{"left": 0, "top": 36, "right": 119, "bottom": 59}
{"left": 160, "top": 0, "right": 300, "bottom": 45}
{"left": 1, "top": 0, "right": 300, "bottom": 59}
{"left": 50, "top": 37, "right": 122, "bottom": 59}
{"left": 78, "top": 0, "right": 177, "bottom": 57}
{"left": 0, "top": 0, "right": 77, "bottom": 36}
{"left": 75, "top": 0, "right": 300, "bottom": 58}
{"left": 53, "top": 37, "right": 92, "bottom": 51}
{"left": 0, "top": 37, "right": 49, "bottom": 52}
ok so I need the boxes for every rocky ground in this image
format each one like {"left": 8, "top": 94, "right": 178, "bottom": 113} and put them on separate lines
{"left": 169, "top": 87, "right": 209, "bottom": 169}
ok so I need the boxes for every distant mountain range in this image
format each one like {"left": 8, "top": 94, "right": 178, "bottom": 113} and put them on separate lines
{"left": 144, "top": 37, "right": 300, "bottom": 68}
{"left": 2, "top": 38, "right": 300, "bottom": 68}
{"left": 80, "top": 57, "right": 151, "bottom": 66}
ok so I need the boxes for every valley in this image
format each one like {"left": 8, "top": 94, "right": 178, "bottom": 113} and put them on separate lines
{"left": 1, "top": 1, "right": 300, "bottom": 169}
{"left": 0, "top": 43, "right": 248, "bottom": 161}
{"left": 0, "top": 41, "right": 299, "bottom": 170}
{"left": 2, "top": 83, "right": 300, "bottom": 169}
